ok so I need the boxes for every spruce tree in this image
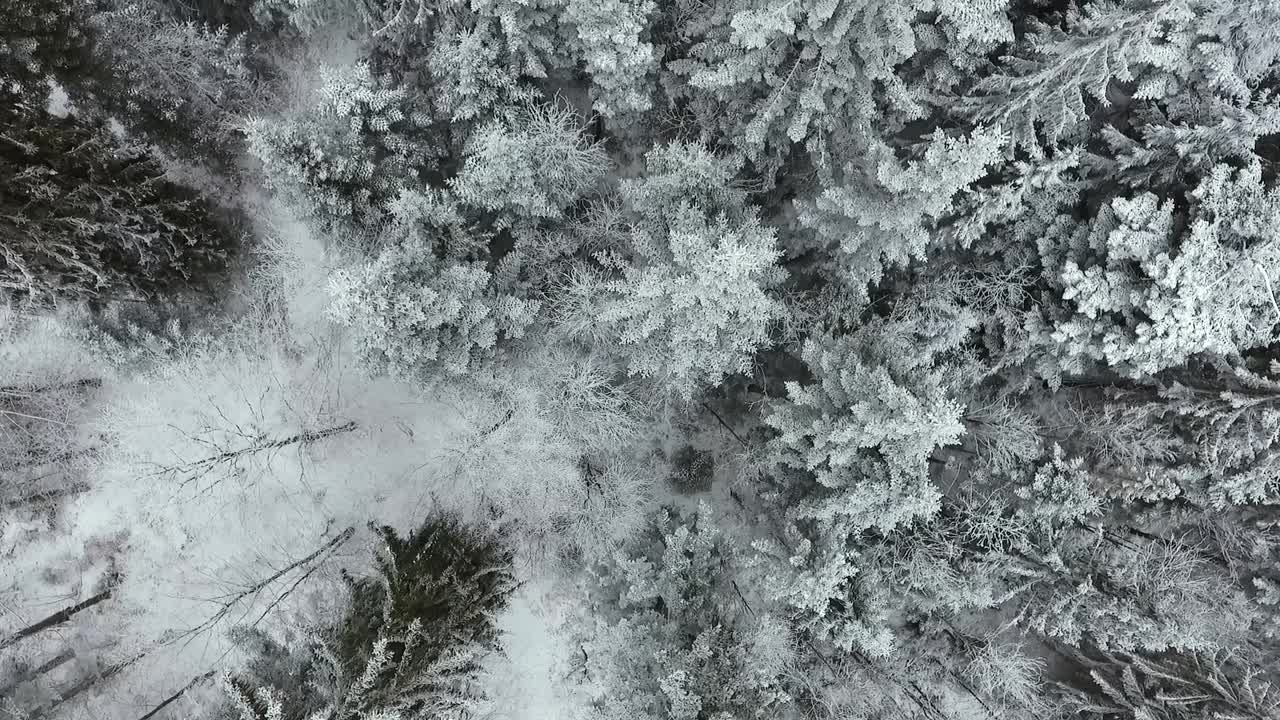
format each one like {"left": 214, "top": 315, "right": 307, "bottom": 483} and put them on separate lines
{"left": 0, "top": 90, "right": 238, "bottom": 302}
{"left": 224, "top": 514, "right": 517, "bottom": 720}
{"left": 76, "top": 0, "right": 261, "bottom": 165}
{"left": 0, "top": 0, "right": 95, "bottom": 92}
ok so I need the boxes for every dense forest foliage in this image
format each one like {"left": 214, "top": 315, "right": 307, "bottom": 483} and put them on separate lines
{"left": 2, "top": 0, "right": 1280, "bottom": 718}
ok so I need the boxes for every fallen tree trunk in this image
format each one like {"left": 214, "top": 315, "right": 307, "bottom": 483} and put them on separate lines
{"left": 0, "top": 587, "right": 113, "bottom": 651}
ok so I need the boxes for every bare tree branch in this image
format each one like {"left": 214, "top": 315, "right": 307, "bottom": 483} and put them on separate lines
{"left": 175, "top": 526, "right": 355, "bottom": 644}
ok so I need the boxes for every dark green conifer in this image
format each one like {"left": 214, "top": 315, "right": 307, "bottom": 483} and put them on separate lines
{"left": 0, "top": 90, "right": 238, "bottom": 302}
{"left": 225, "top": 514, "right": 516, "bottom": 720}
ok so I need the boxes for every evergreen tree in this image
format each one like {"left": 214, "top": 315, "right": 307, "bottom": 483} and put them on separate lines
{"left": 579, "top": 504, "right": 803, "bottom": 720}
{"left": 0, "top": 91, "right": 237, "bottom": 302}
{"left": 562, "top": 142, "right": 786, "bottom": 397}
{"left": 1035, "top": 162, "right": 1280, "bottom": 379}
{"left": 76, "top": 0, "right": 261, "bottom": 164}
{"left": 327, "top": 190, "right": 540, "bottom": 385}
{"left": 758, "top": 291, "right": 978, "bottom": 654}
{"left": 798, "top": 128, "right": 1007, "bottom": 305}
{"left": 0, "top": 0, "right": 95, "bottom": 92}
{"left": 225, "top": 514, "right": 517, "bottom": 720}
{"left": 559, "top": 0, "right": 657, "bottom": 117}
{"left": 1057, "top": 646, "right": 1280, "bottom": 720}
{"left": 449, "top": 101, "right": 608, "bottom": 226}
{"left": 244, "top": 62, "right": 435, "bottom": 231}
{"left": 662, "top": 0, "right": 1013, "bottom": 178}
{"left": 1160, "top": 360, "right": 1280, "bottom": 507}
{"left": 427, "top": 19, "right": 536, "bottom": 124}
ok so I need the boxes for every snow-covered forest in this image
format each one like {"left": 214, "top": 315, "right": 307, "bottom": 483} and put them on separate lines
{"left": 3, "top": 0, "right": 1280, "bottom": 718}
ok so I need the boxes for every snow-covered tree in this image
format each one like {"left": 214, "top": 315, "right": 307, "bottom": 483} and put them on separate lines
{"left": 450, "top": 101, "right": 608, "bottom": 226}
{"left": 1156, "top": 360, "right": 1280, "bottom": 507}
{"left": 0, "top": 90, "right": 238, "bottom": 302}
{"left": 664, "top": 0, "right": 1013, "bottom": 177}
{"left": 960, "top": 0, "right": 1280, "bottom": 154}
{"left": 0, "top": 0, "right": 94, "bottom": 91}
{"left": 427, "top": 19, "right": 536, "bottom": 123}
{"left": 244, "top": 62, "right": 433, "bottom": 230}
{"left": 798, "top": 128, "right": 1006, "bottom": 304}
{"left": 327, "top": 191, "right": 540, "bottom": 385}
{"left": 560, "top": 0, "right": 656, "bottom": 117}
{"left": 578, "top": 504, "right": 802, "bottom": 720}
{"left": 1021, "top": 534, "right": 1255, "bottom": 654}
{"left": 1058, "top": 647, "right": 1280, "bottom": 720}
{"left": 562, "top": 143, "right": 785, "bottom": 396}
{"left": 758, "top": 292, "right": 978, "bottom": 654}
{"left": 0, "top": 307, "right": 103, "bottom": 500}
{"left": 79, "top": 1, "right": 260, "bottom": 162}
{"left": 225, "top": 513, "right": 517, "bottom": 719}
{"left": 1037, "top": 162, "right": 1280, "bottom": 378}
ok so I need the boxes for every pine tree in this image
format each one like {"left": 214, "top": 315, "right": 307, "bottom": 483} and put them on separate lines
{"left": 449, "top": 101, "right": 608, "bottom": 226}
{"left": 327, "top": 189, "right": 540, "bottom": 385}
{"left": 0, "top": 90, "right": 237, "bottom": 302}
{"left": 561, "top": 142, "right": 786, "bottom": 397}
{"left": 579, "top": 504, "right": 802, "bottom": 720}
{"left": 75, "top": 0, "right": 260, "bottom": 164}
{"left": 1020, "top": 533, "right": 1255, "bottom": 654}
{"left": 1036, "top": 162, "right": 1280, "bottom": 378}
{"left": 0, "top": 0, "right": 95, "bottom": 92}
{"left": 243, "top": 62, "right": 435, "bottom": 231}
{"left": 958, "top": 0, "right": 1196, "bottom": 152}
{"left": 427, "top": 20, "right": 536, "bottom": 123}
{"left": 757, "top": 291, "right": 978, "bottom": 655}
{"left": 959, "top": 0, "right": 1280, "bottom": 155}
{"left": 1057, "top": 647, "right": 1280, "bottom": 720}
{"left": 1158, "top": 360, "right": 1280, "bottom": 507}
{"left": 797, "top": 129, "right": 1007, "bottom": 305}
{"left": 225, "top": 514, "right": 517, "bottom": 720}
{"left": 560, "top": 0, "right": 657, "bottom": 117}
{"left": 663, "top": 0, "right": 1013, "bottom": 178}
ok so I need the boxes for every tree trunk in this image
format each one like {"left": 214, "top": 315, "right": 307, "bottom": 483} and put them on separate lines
{"left": 3, "top": 481, "right": 91, "bottom": 510}
{"left": 0, "top": 377, "right": 102, "bottom": 397}
{"left": 0, "top": 446, "right": 98, "bottom": 475}
{"left": 0, "top": 587, "right": 113, "bottom": 651}
{"left": 177, "top": 526, "right": 355, "bottom": 640}
{"left": 37, "top": 649, "right": 146, "bottom": 717}
{"left": 0, "top": 648, "right": 74, "bottom": 697}
{"left": 174, "top": 421, "right": 358, "bottom": 480}
{"left": 136, "top": 669, "right": 217, "bottom": 720}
